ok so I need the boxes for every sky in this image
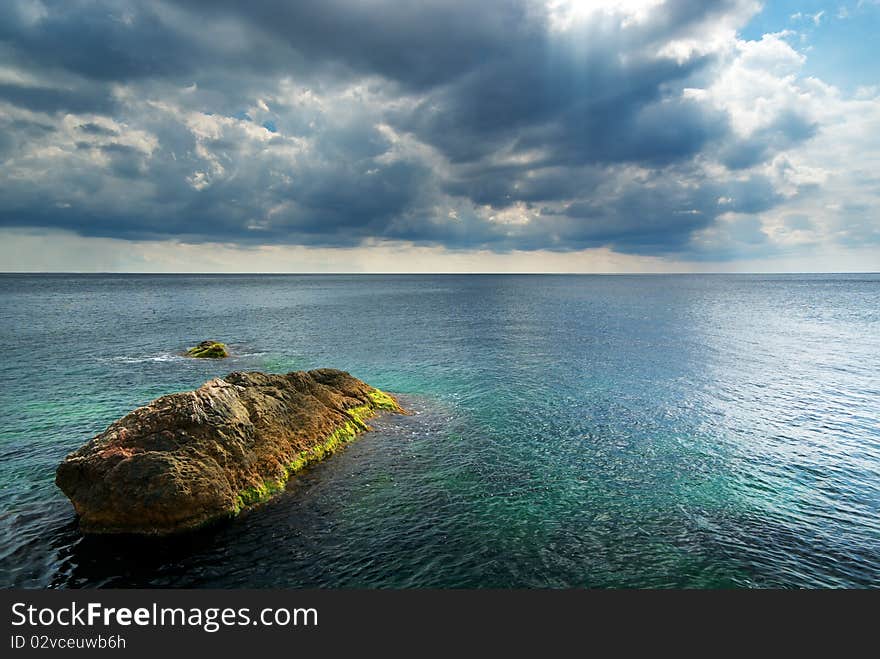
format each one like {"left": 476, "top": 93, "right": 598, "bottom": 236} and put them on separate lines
{"left": 1, "top": 0, "right": 878, "bottom": 273}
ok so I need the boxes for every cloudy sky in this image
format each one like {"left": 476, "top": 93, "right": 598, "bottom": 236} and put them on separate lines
{"left": 1, "top": 0, "right": 878, "bottom": 272}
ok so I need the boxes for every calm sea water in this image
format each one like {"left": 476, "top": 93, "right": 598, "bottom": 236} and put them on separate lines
{"left": 1, "top": 273, "right": 878, "bottom": 588}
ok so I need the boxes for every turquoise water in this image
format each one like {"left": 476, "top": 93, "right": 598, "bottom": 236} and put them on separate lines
{"left": 1, "top": 273, "right": 878, "bottom": 588}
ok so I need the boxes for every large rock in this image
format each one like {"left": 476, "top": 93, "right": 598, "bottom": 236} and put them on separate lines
{"left": 55, "top": 369, "right": 402, "bottom": 535}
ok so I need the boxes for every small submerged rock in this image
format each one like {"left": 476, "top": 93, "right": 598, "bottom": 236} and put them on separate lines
{"left": 185, "top": 340, "right": 229, "bottom": 358}
{"left": 55, "top": 369, "right": 403, "bottom": 535}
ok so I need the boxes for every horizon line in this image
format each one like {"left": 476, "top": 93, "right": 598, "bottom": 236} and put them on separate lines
{"left": 2, "top": 271, "right": 878, "bottom": 276}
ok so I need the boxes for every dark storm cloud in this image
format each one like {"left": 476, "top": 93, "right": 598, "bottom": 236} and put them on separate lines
{"left": 77, "top": 122, "right": 119, "bottom": 136}
{"left": 0, "top": 2, "right": 197, "bottom": 81}
{"left": 174, "top": 0, "right": 534, "bottom": 90}
{"left": 0, "top": 81, "right": 116, "bottom": 115}
{"left": 0, "top": 0, "right": 824, "bottom": 257}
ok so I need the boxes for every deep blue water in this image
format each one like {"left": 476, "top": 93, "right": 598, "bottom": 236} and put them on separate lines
{"left": 1, "top": 273, "right": 878, "bottom": 588}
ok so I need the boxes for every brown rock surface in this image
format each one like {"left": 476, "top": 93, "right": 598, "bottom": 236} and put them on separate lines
{"left": 55, "top": 369, "right": 402, "bottom": 535}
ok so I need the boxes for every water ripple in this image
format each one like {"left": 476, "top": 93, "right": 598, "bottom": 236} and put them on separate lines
{"left": 0, "top": 273, "right": 878, "bottom": 588}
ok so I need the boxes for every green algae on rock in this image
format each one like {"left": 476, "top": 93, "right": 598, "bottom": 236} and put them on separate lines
{"left": 55, "top": 369, "right": 403, "bottom": 535}
{"left": 185, "top": 340, "right": 229, "bottom": 358}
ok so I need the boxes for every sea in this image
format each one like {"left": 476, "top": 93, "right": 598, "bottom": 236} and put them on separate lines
{"left": 1, "top": 273, "right": 878, "bottom": 588}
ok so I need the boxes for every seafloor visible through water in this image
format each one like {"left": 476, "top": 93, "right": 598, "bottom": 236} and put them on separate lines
{"left": 1, "top": 273, "right": 878, "bottom": 588}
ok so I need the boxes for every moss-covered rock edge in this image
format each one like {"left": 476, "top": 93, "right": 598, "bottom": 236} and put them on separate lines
{"left": 185, "top": 341, "right": 229, "bottom": 359}
{"left": 232, "top": 388, "right": 400, "bottom": 515}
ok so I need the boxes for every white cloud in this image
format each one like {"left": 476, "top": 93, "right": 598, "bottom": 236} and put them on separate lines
{"left": 679, "top": 27, "right": 880, "bottom": 257}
